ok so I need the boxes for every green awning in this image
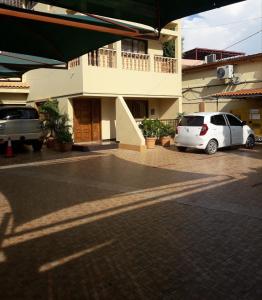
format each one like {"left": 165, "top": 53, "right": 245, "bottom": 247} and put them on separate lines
{"left": 0, "top": 4, "right": 153, "bottom": 62}
{"left": 0, "top": 52, "right": 66, "bottom": 78}
{"left": 0, "top": 65, "right": 22, "bottom": 78}
{"left": 34, "top": 0, "right": 245, "bottom": 30}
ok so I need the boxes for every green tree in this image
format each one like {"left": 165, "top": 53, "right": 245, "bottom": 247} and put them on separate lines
{"left": 163, "top": 39, "right": 176, "bottom": 58}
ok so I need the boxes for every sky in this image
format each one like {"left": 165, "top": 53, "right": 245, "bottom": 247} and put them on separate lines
{"left": 182, "top": 0, "right": 262, "bottom": 55}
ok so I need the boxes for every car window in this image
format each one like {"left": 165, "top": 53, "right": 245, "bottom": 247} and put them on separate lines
{"left": 20, "top": 108, "right": 39, "bottom": 119}
{"left": 0, "top": 108, "right": 38, "bottom": 120}
{"left": 211, "top": 115, "right": 226, "bottom": 126}
{"left": 180, "top": 116, "right": 204, "bottom": 126}
{"left": 226, "top": 114, "right": 242, "bottom": 126}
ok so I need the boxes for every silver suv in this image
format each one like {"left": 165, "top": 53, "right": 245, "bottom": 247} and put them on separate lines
{"left": 0, "top": 106, "right": 43, "bottom": 151}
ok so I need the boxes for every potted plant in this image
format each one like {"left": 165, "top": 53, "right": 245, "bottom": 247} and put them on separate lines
{"left": 139, "top": 118, "right": 161, "bottom": 149}
{"left": 53, "top": 113, "right": 73, "bottom": 152}
{"left": 54, "top": 128, "right": 73, "bottom": 152}
{"left": 159, "top": 123, "right": 174, "bottom": 147}
{"left": 39, "top": 100, "right": 60, "bottom": 148}
{"left": 39, "top": 101, "right": 73, "bottom": 151}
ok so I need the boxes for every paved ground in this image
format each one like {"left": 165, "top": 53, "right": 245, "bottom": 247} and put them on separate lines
{"left": 0, "top": 145, "right": 262, "bottom": 300}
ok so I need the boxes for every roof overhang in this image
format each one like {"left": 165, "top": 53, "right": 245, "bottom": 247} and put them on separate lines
{"left": 212, "top": 88, "right": 262, "bottom": 99}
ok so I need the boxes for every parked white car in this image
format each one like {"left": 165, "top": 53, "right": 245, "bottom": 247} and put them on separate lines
{"left": 175, "top": 112, "right": 255, "bottom": 154}
{"left": 0, "top": 106, "right": 43, "bottom": 151}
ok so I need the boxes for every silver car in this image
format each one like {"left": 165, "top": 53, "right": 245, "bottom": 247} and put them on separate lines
{"left": 0, "top": 106, "right": 43, "bottom": 151}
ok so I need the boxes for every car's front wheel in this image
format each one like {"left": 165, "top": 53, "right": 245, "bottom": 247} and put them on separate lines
{"left": 32, "top": 140, "right": 43, "bottom": 152}
{"left": 245, "top": 135, "right": 255, "bottom": 149}
{"left": 205, "top": 139, "right": 218, "bottom": 155}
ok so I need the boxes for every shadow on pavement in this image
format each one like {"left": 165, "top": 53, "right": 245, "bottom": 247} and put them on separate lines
{"left": 0, "top": 154, "right": 262, "bottom": 299}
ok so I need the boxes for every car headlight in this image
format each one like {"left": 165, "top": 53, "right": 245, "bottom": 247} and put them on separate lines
{"left": 0, "top": 123, "right": 6, "bottom": 130}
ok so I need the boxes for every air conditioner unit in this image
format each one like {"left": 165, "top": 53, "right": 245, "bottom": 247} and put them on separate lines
{"left": 217, "top": 65, "right": 234, "bottom": 79}
{"left": 205, "top": 54, "right": 216, "bottom": 63}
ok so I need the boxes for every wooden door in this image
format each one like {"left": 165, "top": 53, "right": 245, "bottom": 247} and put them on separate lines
{"left": 73, "top": 99, "right": 101, "bottom": 142}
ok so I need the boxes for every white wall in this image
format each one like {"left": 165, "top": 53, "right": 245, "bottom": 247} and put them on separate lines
{"left": 116, "top": 96, "right": 145, "bottom": 147}
{"left": 101, "top": 98, "right": 116, "bottom": 140}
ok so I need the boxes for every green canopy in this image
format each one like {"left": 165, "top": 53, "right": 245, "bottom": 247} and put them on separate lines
{"left": 0, "top": 52, "right": 66, "bottom": 78}
{"left": 0, "top": 65, "right": 22, "bottom": 78}
{"left": 34, "top": 0, "right": 245, "bottom": 30}
{"left": 0, "top": 3, "right": 152, "bottom": 62}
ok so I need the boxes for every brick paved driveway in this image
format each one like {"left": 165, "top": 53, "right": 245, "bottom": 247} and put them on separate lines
{"left": 0, "top": 145, "right": 262, "bottom": 300}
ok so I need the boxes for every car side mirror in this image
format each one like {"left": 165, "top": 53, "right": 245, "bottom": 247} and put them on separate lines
{"left": 242, "top": 121, "right": 247, "bottom": 126}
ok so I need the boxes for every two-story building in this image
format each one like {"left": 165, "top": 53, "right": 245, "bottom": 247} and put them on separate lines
{"left": 24, "top": 4, "right": 182, "bottom": 151}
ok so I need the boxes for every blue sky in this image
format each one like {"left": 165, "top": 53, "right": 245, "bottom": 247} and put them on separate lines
{"left": 182, "top": 0, "right": 262, "bottom": 55}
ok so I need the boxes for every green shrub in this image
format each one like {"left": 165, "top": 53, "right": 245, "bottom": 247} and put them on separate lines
{"left": 139, "top": 119, "right": 161, "bottom": 138}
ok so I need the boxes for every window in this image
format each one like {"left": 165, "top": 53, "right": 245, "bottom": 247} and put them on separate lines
{"left": 0, "top": 107, "right": 38, "bottom": 120}
{"left": 226, "top": 114, "right": 242, "bottom": 126}
{"left": 121, "top": 38, "right": 147, "bottom": 54}
{"left": 180, "top": 116, "right": 204, "bottom": 126}
{"left": 211, "top": 115, "right": 226, "bottom": 126}
{"left": 126, "top": 100, "right": 148, "bottom": 119}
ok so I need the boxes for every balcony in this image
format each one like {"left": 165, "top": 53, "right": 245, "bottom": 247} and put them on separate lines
{"left": 69, "top": 48, "right": 178, "bottom": 74}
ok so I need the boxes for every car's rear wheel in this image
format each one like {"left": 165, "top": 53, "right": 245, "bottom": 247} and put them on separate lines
{"left": 32, "top": 140, "right": 43, "bottom": 152}
{"left": 205, "top": 139, "right": 218, "bottom": 155}
{"left": 177, "top": 146, "right": 187, "bottom": 152}
{"left": 245, "top": 135, "right": 255, "bottom": 149}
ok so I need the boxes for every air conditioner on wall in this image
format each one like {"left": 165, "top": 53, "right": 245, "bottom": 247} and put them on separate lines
{"left": 217, "top": 65, "right": 234, "bottom": 79}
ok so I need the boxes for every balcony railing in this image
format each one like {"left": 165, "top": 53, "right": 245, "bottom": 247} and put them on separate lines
{"left": 70, "top": 48, "right": 178, "bottom": 73}
{"left": 0, "top": 0, "right": 35, "bottom": 8}
{"left": 87, "top": 48, "right": 117, "bottom": 68}
{"left": 154, "top": 56, "right": 177, "bottom": 73}
{"left": 68, "top": 57, "right": 80, "bottom": 68}
{"left": 122, "top": 52, "right": 150, "bottom": 72}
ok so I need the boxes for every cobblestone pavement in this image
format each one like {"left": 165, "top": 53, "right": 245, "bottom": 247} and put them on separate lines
{"left": 0, "top": 145, "right": 262, "bottom": 300}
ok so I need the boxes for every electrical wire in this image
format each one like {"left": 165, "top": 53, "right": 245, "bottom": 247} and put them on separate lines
{"left": 223, "top": 30, "right": 262, "bottom": 50}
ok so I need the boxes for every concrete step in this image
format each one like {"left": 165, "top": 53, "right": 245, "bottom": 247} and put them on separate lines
{"left": 72, "top": 141, "right": 118, "bottom": 152}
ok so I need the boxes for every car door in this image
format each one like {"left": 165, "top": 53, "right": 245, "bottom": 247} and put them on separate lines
{"left": 210, "top": 114, "right": 231, "bottom": 147}
{"left": 225, "top": 114, "right": 244, "bottom": 145}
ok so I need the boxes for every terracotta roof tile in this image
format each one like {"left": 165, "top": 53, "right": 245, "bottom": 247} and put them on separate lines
{"left": 213, "top": 88, "right": 262, "bottom": 98}
{"left": 0, "top": 82, "right": 30, "bottom": 89}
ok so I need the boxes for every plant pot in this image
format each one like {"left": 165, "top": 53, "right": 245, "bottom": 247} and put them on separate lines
{"left": 145, "top": 137, "right": 157, "bottom": 149}
{"left": 46, "top": 137, "right": 55, "bottom": 148}
{"left": 160, "top": 136, "right": 171, "bottom": 147}
{"left": 54, "top": 140, "right": 73, "bottom": 152}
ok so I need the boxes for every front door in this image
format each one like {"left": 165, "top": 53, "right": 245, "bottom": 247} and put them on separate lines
{"left": 73, "top": 99, "right": 101, "bottom": 142}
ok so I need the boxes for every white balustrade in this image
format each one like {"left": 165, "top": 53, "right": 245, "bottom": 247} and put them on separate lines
{"left": 87, "top": 48, "right": 117, "bottom": 68}
{"left": 68, "top": 57, "right": 80, "bottom": 68}
{"left": 154, "top": 56, "right": 177, "bottom": 73}
{"left": 121, "top": 52, "right": 150, "bottom": 72}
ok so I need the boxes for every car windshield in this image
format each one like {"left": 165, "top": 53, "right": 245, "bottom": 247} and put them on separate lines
{"left": 0, "top": 108, "right": 39, "bottom": 120}
{"left": 179, "top": 116, "right": 204, "bottom": 126}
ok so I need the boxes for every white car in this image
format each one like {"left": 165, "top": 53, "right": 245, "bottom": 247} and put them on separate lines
{"left": 0, "top": 106, "right": 43, "bottom": 151}
{"left": 175, "top": 112, "right": 255, "bottom": 154}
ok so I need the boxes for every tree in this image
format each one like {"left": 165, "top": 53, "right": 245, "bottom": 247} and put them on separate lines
{"left": 163, "top": 39, "right": 176, "bottom": 58}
